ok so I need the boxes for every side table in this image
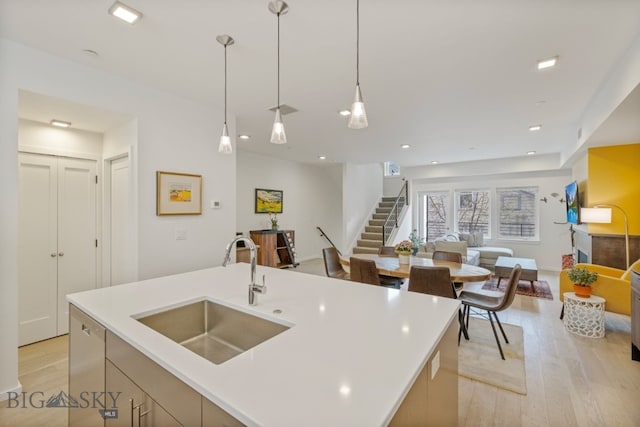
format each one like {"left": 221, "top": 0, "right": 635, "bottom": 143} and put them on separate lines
{"left": 563, "top": 292, "right": 605, "bottom": 338}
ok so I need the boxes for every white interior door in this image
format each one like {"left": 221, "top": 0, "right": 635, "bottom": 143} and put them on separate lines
{"left": 18, "top": 153, "right": 97, "bottom": 344}
{"left": 18, "top": 153, "right": 58, "bottom": 345}
{"left": 56, "top": 157, "right": 97, "bottom": 335}
{"left": 110, "top": 155, "right": 133, "bottom": 285}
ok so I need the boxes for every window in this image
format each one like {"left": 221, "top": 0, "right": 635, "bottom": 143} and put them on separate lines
{"left": 384, "top": 161, "right": 400, "bottom": 177}
{"left": 418, "top": 191, "right": 450, "bottom": 241}
{"left": 455, "top": 190, "right": 490, "bottom": 235}
{"left": 497, "top": 187, "right": 538, "bottom": 240}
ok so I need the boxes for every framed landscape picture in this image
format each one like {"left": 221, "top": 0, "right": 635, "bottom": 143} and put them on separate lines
{"left": 255, "top": 188, "right": 283, "bottom": 213}
{"left": 157, "top": 171, "right": 202, "bottom": 215}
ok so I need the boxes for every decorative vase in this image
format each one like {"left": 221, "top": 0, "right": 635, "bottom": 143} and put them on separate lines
{"left": 398, "top": 254, "right": 411, "bottom": 265}
{"left": 271, "top": 224, "right": 278, "bottom": 230}
{"left": 573, "top": 284, "right": 591, "bottom": 298}
{"left": 412, "top": 246, "right": 419, "bottom": 256}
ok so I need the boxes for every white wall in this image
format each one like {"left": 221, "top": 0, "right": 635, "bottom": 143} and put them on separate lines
{"left": 342, "top": 163, "right": 384, "bottom": 252}
{"left": 383, "top": 176, "right": 405, "bottom": 197}
{"left": 236, "top": 150, "right": 342, "bottom": 260}
{"left": 0, "top": 38, "right": 235, "bottom": 399}
{"left": 406, "top": 159, "right": 573, "bottom": 271}
{"left": 18, "top": 119, "right": 103, "bottom": 156}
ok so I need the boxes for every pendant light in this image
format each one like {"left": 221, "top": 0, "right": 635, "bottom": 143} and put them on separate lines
{"left": 348, "top": 0, "right": 368, "bottom": 129}
{"left": 269, "top": 1, "right": 288, "bottom": 144}
{"left": 217, "top": 34, "right": 234, "bottom": 154}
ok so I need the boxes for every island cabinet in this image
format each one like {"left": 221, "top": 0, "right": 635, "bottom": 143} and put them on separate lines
{"left": 69, "top": 304, "right": 245, "bottom": 427}
{"left": 632, "top": 270, "right": 640, "bottom": 361}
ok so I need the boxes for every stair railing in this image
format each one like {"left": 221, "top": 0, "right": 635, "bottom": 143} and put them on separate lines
{"left": 317, "top": 226, "right": 341, "bottom": 256}
{"left": 382, "top": 179, "right": 409, "bottom": 245}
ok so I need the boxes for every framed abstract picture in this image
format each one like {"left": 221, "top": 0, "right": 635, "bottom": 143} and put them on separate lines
{"left": 255, "top": 188, "right": 283, "bottom": 213}
{"left": 156, "top": 171, "right": 202, "bottom": 215}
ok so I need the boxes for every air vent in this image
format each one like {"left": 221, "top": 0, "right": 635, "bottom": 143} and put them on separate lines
{"left": 268, "top": 104, "right": 298, "bottom": 115}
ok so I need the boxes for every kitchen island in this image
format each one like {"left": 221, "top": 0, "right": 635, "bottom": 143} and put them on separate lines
{"left": 68, "top": 262, "right": 460, "bottom": 426}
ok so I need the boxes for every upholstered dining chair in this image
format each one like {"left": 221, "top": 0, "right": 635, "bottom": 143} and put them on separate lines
{"left": 349, "top": 257, "right": 381, "bottom": 286}
{"left": 322, "top": 247, "right": 350, "bottom": 280}
{"left": 432, "top": 250, "right": 464, "bottom": 292}
{"left": 378, "top": 246, "right": 398, "bottom": 257}
{"left": 458, "top": 264, "right": 522, "bottom": 360}
{"left": 432, "top": 250, "right": 463, "bottom": 263}
{"left": 408, "top": 265, "right": 469, "bottom": 340}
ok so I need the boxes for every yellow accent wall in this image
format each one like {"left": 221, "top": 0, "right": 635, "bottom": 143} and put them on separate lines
{"left": 587, "top": 143, "right": 640, "bottom": 235}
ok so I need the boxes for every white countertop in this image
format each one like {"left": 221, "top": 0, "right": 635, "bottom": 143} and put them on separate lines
{"left": 67, "top": 263, "right": 459, "bottom": 426}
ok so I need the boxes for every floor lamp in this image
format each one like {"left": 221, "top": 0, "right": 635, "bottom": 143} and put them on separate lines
{"left": 580, "top": 205, "right": 629, "bottom": 269}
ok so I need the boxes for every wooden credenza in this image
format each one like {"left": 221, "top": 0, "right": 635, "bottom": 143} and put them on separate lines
{"left": 249, "top": 230, "right": 298, "bottom": 268}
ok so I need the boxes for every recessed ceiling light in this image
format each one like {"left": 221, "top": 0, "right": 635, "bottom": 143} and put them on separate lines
{"left": 431, "top": 161, "right": 439, "bottom": 164}
{"left": 50, "top": 120, "right": 71, "bottom": 128}
{"left": 400, "top": 144, "right": 410, "bottom": 149}
{"left": 527, "top": 151, "right": 536, "bottom": 155}
{"left": 537, "top": 56, "right": 558, "bottom": 70}
{"left": 238, "top": 134, "right": 251, "bottom": 140}
{"left": 528, "top": 125, "right": 542, "bottom": 131}
{"left": 318, "top": 156, "right": 327, "bottom": 160}
{"left": 338, "top": 109, "right": 351, "bottom": 117}
{"left": 108, "top": 1, "right": 142, "bottom": 24}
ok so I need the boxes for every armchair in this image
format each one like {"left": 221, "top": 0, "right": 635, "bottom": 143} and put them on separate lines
{"left": 559, "top": 259, "right": 640, "bottom": 315}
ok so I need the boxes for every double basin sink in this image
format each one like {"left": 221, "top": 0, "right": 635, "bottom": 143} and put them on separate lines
{"left": 135, "top": 300, "right": 290, "bottom": 364}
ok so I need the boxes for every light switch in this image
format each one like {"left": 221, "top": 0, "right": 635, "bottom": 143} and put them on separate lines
{"left": 431, "top": 350, "right": 440, "bottom": 380}
{"left": 175, "top": 229, "right": 187, "bottom": 240}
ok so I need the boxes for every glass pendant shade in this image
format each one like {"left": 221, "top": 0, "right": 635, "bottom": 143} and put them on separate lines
{"left": 218, "top": 123, "right": 232, "bottom": 154}
{"left": 348, "top": 84, "right": 368, "bottom": 129}
{"left": 270, "top": 108, "right": 287, "bottom": 144}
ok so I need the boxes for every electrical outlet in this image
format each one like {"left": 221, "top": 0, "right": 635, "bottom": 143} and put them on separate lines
{"left": 175, "top": 229, "right": 187, "bottom": 240}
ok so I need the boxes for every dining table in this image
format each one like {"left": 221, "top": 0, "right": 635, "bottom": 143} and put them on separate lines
{"left": 340, "top": 253, "right": 492, "bottom": 282}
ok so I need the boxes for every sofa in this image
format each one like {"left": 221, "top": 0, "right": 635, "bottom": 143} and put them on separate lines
{"left": 416, "top": 232, "right": 513, "bottom": 268}
{"left": 559, "top": 259, "right": 640, "bottom": 315}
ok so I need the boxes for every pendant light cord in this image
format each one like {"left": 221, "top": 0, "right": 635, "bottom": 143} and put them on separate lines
{"left": 356, "top": 0, "right": 360, "bottom": 85}
{"left": 277, "top": 12, "right": 281, "bottom": 108}
{"left": 224, "top": 44, "right": 228, "bottom": 124}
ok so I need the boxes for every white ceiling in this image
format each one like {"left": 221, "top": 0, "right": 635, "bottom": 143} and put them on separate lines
{"left": 2, "top": 0, "right": 640, "bottom": 166}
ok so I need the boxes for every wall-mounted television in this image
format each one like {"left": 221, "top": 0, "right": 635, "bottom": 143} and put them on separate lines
{"left": 565, "top": 181, "right": 580, "bottom": 224}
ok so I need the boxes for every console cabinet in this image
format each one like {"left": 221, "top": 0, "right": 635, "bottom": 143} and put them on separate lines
{"left": 249, "top": 229, "right": 298, "bottom": 268}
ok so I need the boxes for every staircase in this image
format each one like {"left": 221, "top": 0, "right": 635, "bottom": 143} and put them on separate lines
{"left": 352, "top": 197, "right": 397, "bottom": 254}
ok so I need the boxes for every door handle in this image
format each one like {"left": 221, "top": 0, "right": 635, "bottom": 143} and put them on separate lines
{"left": 58, "top": 252, "right": 64, "bottom": 257}
{"left": 51, "top": 253, "right": 57, "bottom": 257}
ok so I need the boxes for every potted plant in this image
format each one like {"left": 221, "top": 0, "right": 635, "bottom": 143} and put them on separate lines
{"left": 567, "top": 266, "right": 598, "bottom": 298}
{"left": 408, "top": 229, "right": 423, "bottom": 256}
{"left": 395, "top": 240, "right": 413, "bottom": 265}
{"left": 269, "top": 213, "right": 278, "bottom": 230}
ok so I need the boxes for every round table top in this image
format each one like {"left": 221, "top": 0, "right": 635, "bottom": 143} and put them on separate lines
{"left": 563, "top": 292, "right": 606, "bottom": 303}
{"left": 341, "top": 254, "right": 492, "bottom": 282}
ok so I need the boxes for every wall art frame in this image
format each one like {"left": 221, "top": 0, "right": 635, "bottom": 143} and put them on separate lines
{"left": 156, "top": 171, "right": 202, "bottom": 215}
{"left": 255, "top": 188, "right": 283, "bottom": 213}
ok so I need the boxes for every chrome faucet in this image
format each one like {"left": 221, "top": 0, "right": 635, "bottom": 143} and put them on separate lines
{"left": 222, "top": 237, "right": 266, "bottom": 306}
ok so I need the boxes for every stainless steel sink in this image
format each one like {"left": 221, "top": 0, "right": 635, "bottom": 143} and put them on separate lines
{"left": 136, "top": 300, "right": 290, "bottom": 364}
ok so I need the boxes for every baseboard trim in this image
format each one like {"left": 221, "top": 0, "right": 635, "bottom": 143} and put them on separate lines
{"left": 0, "top": 382, "right": 23, "bottom": 402}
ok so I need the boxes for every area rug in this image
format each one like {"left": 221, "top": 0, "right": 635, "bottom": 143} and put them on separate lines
{"left": 458, "top": 317, "right": 527, "bottom": 395}
{"left": 481, "top": 276, "right": 553, "bottom": 300}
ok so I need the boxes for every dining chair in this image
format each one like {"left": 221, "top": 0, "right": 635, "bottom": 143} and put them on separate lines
{"left": 458, "top": 264, "right": 522, "bottom": 360}
{"left": 322, "top": 247, "right": 350, "bottom": 280}
{"left": 432, "top": 250, "right": 464, "bottom": 292}
{"left": 378, "top": 246, "right": 398, "bottom": 257}
{"left": 408, "top": 266, "right": 469, "bottom": 340}
{"left": 432, "top": 250, "right": 462, "bottom": 263}
{"left": 349, "top": 257, "right": 381, "bottom": 286}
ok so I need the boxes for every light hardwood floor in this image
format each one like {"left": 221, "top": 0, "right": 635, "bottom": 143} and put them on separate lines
{"left": 2, "top": 261, "right": 639, "bottom": 426}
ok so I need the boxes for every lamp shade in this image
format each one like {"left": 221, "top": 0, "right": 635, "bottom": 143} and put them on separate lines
{"left": 580, "top": 207, "right": 612, "bottom": 224}
{"left": 218, "top": 123, "right": 232, "bottom": 154}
